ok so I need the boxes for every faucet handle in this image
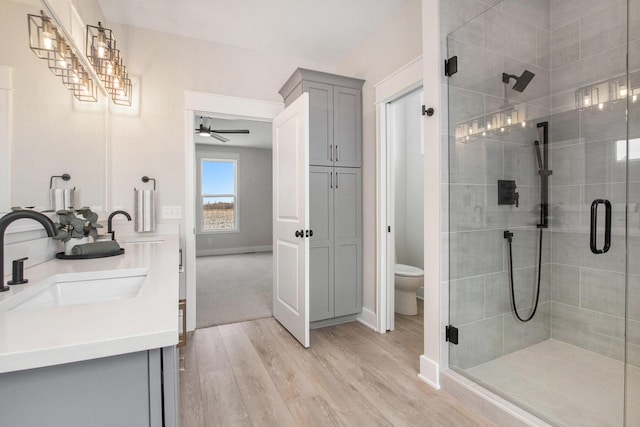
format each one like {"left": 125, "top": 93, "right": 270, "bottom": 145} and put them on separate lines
{"left": 8, "top": 257, "right": 29, "bottom": 286}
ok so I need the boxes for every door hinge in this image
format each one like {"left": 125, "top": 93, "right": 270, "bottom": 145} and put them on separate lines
{"left": 444, "top": 56, "right": 458, "bottom": 77}
{"left": 388, "top": 226, "right": 391, "bottom": 232}
{"left": 445, "top": 325, "right": 459, "bottom": 345}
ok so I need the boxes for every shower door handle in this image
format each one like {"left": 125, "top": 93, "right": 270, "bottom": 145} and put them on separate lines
{"left": 590, "top": 199, "right": 612, "bottom": 254}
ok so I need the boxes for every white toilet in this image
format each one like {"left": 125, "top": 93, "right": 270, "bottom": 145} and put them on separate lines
{"left": 394, "top": 264, "right": 424, "bottom": 315}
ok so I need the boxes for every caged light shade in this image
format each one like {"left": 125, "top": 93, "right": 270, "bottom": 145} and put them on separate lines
{"left": 86, "top": 22, "right": 132, "bottom": 106}
{"left": 27, "top": 11, "right": 98, "bottom": 102}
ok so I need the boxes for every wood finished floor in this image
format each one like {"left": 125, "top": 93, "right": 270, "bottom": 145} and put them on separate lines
{"left": 180, "top": 302, "right": 495, "bottom": 427}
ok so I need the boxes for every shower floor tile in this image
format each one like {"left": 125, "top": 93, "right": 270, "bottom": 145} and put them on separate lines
{"left": 466, "top": 339, "right": 640, "bottom": 427}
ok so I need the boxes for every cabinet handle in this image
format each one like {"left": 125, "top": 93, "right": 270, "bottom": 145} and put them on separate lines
{"left": 330, "top": 145, "right": 333, "bottom": 161}
{"left": 178, "top": 249, "right": 184, "bottom": 273}
{"left": 335, "top": 172, "right": 339, "bottom": 189}
{"left": 336, "top": 145, "right": 339, "bottom": 162}
{"left": 179, "top": 356, "right": 186, "bottom": 372}
{"left": 330, "top": 171, "right": 333, "bottom": 188}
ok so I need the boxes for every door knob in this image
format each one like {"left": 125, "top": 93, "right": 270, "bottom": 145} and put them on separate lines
{"left": 295, "top": 229, "right": 304, "bottom": 238}
{"left": 305, "top": 229, "right": 314, "bottom": 238}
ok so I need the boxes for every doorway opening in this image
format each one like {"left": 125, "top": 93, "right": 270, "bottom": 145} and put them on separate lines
{"left": 384, "top": 88, "right": 425, "bottom": 331}
{"left": 194, "top": 114, "right": 274, "bottom": 328}
{"left": 183, "top": 92, "right": 283, "bottom": 331}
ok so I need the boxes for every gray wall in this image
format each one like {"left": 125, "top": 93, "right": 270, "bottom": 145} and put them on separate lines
{"left": 548, "top": 0, "right": 640, "bottom": 367}
{"left": 195, "top": 144, "right": 272, "bottom": 256}
{"left": 442, "top": 0, "right": 552, "bottom": 370}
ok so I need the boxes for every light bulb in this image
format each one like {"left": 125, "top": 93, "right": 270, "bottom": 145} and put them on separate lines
{"left": 620, "top": 87, "right": 628, "bottom": 98}
{"left": 506, "top": 115, "right": 512, "bottom": 125}
{"left": 487, "top": 123, "right": 492, "bottom": 130}
{"left": 71, "top": 58, "right": 80, "bottom": 83}
{"left": 584, "top": 97, "right": 591, "bottom": 107}
{"left": 96, "top": 24, "right": 108, "bottom": 58}
{"left": 598, "top": 103, "right": 604, "bottom": 110}
{"left": 521, "top": 121, "right": 526, "bottom": 128}
{"left": 500, "top": 127, "right": 505, "bottom": 133}
{"left": 42, "top": 14, "right": 54, "bottom": 50}
{"left": 56, "top": 38, "right": 67, "bottom": 67}
{"left": 43, "top": 33, "right": 53, "bottom": 49}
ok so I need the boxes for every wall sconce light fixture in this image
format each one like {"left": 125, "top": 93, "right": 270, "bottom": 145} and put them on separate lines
{"left": 86, "top": 22, "right": 132, "bottom": 106}
{"left": 27, "top": 11, "right": 98, "bottom": 102}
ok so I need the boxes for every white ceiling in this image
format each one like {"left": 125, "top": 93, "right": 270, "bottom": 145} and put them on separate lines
{"left": 97, "top": 0, "right": 407, "bottom": 65}
{"left": 194, "top": 116, "right": 272, "bottom": 149}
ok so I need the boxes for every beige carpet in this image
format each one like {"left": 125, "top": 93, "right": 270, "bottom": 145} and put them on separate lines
{"left": 196, "top": 252, "right": 272, "bottom": 328}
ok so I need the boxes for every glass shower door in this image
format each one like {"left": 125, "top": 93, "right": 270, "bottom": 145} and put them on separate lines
{"left": 446, "top": 1, "right": 632, "bottom": 425}
{"left": 626, "top": 0, "right": 640, "bottom": 424}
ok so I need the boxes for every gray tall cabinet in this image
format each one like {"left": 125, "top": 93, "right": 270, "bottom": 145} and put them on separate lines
{"left": 279, "top": 68, "right": 364, "bottom": 327}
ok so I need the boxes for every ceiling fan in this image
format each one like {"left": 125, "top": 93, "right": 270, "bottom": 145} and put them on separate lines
{"left": 195, "top": 117, "right": 249, "bottom": 142}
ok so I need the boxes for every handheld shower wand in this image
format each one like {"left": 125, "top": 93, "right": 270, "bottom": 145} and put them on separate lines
{"left": 505, "top": 122, "right": 551, "bottom": 323}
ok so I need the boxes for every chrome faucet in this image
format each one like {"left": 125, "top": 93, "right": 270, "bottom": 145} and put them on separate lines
{"left": 0, "top": 210, "right": 57, "bottom": 292}
{"left": 107, "top": 210, "right": 132, "bottom": 241}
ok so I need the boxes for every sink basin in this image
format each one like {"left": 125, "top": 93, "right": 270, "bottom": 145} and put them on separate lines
{"left": 1, "top": 268, "right": 148, "bottom": 311}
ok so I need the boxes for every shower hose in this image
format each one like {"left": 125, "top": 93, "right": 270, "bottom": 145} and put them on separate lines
{"left": 505, "top": 228, "right": 543, "bottom": 323}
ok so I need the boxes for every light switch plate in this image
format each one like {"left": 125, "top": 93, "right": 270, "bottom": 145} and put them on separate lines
{"left": 162, "top": 206, "right": 182, "bottom": 219}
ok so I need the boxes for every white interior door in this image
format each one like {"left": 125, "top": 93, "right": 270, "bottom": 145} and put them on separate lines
{"left": 272, "top": 93, "right": 310, "bottom": 348}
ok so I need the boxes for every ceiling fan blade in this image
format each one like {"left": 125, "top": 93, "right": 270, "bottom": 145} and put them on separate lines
{"left": 210, "top": 129, "right": 250, "bottom": 134}
{"left": 210, "top": 133, "right": 230, "bottom": 143}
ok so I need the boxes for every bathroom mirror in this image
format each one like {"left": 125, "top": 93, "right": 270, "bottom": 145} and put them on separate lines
{"left": 0, "top": 0, "right": 107, "bottom": 214}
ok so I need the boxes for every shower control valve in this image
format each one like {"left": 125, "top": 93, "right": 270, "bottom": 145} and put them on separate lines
{"left": 503, "top": 230, "right": 514, "bottom": 242}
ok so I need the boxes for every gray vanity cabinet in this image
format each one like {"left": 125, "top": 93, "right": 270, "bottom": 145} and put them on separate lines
{"left": 0, "top": 346, "right": 179, "bottom": 427}
{"left": 309, "top": 166, "right": 362, "bottom": 323}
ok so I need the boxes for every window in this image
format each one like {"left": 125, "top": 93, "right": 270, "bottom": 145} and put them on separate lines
{"left": 201, "top": 159, "right": 237, "bottom": 231}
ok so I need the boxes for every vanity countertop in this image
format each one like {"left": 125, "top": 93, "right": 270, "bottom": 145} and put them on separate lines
{"left": 0, "top": 234, "right": 179, "bottom": 374}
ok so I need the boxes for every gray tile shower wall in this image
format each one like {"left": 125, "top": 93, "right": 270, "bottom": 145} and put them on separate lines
{"left": 442, "top": 0, "right": 553, "bottom": 369}
{"left": 548, "top": 0, "right": 640, "bottom": 367}
{"left": 441, "top": 0, "right": 640, "bottom": 372}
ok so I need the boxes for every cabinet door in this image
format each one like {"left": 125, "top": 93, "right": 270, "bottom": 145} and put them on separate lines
{"left": 309, "top": 167, "right": 334, "bottom": 321}
{"left": 333, "top": 168, "right": 362, "bottom": 316}
{"left": 304, "top": 81, "right": 334, "bottom": 167}
{"left": 333, "top": 86, "right": 362, "bottom": 168}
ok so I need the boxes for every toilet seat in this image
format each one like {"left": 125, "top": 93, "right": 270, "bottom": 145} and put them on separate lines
{"left": 395, "top": 263, "right": 424, "bottom": 277}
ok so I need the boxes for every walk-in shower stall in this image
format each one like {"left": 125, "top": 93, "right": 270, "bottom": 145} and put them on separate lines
{"left": 446, "top": 1, "right": 639, "bottom": 425}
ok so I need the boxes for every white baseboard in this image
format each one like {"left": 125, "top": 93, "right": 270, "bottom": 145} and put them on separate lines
{"left": 357, "top": 308, "right": 378, "bottom": 331}
{"left": 196, "top": 245, "right": 272, "bottom": 257}
{"left": 417, "top": 354, "right": 440, "bottom": 390}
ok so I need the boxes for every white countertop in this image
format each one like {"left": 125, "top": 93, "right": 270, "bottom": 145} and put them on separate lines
{"left": 0, "top": 234, "right": 180, "bottom": 374}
